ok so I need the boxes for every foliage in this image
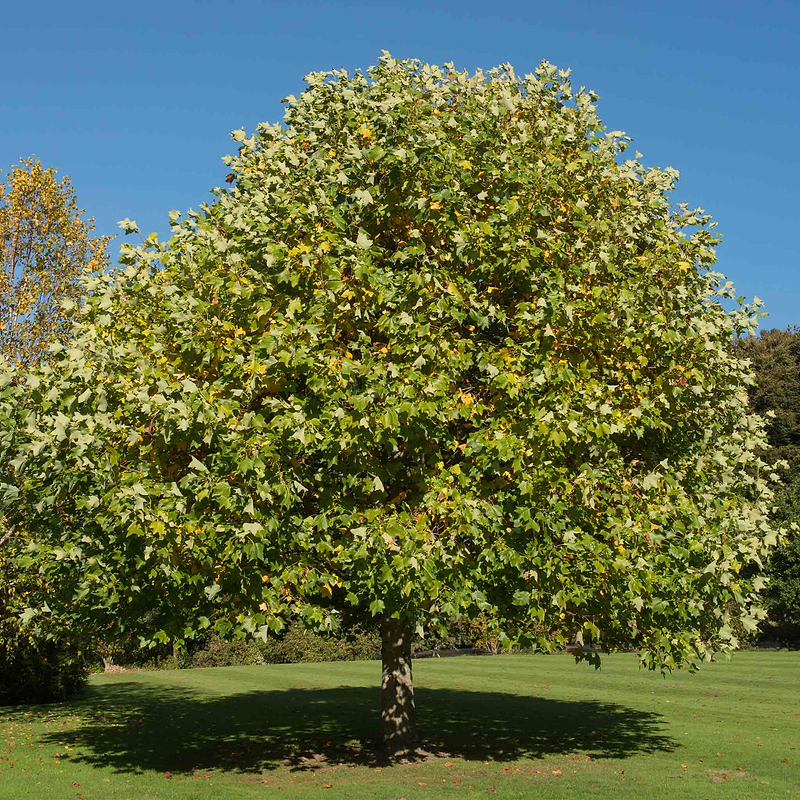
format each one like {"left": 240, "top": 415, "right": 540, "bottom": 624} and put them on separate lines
{"left": 0, "top": 636, "right": 87, "bottom": 705}
{"left": 0, "top": 157, "right": 106, "bottom": 702}
{"left": 736, "top": 328, "right": 800, "bottom": 643}
{"left": 254, "top": 621, "right": 380, "bottom": 665}
{"left": 190, "top": 623, "right": 380, "bottom": 667}
{"left": 736, "top": 327, "right": 800, "bottom": 467}
{"left": 189, "top": 635, "right": 265, "bottom": 668}
{"left": 411, "top": 616, "right": 486, "bottom": 653}
{"left": 0, "top": 55, "right": 783, "bottom": 681}
{"left": 760, "top": 471, "right": 800, "bottom": 642}
{"left": 0, "top": 157, "right": 108, "bottom": 368}
{"left": 0, "top": 533, "right": 88, "bottom": 703}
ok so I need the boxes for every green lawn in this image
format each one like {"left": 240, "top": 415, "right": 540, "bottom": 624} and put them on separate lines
{"left": 1, "top": 651, "right": 798, "bottom": 799}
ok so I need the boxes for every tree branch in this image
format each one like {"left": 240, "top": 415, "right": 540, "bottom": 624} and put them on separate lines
{"left": 0, "top": 525, "right": 15, "bottom": 548}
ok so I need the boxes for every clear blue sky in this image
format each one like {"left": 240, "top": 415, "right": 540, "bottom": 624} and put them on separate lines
{"left": 2, "top": 1, "right": 797, "bottom": 329}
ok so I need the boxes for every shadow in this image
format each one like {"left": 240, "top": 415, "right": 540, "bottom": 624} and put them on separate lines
{"left": 10, "top": 681, "right": 676, "bottom": 774}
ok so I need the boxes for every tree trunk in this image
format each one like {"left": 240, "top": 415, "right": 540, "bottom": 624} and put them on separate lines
{"left": 380, "top": 614, "right": 421, "bottom": 753}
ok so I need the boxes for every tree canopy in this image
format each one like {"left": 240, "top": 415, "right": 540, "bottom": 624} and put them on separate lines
{"left": 0, "top": 55, "right": 783, "bottom": 745}
{"left": 0, "top": 157, "right": 108, "bottom": 367}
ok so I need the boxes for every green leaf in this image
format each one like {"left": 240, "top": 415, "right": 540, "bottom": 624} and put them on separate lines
{"left": 513, "top": 590, "right": 531, "bottom": 606}
{"left": 117, "top": 217, "right": 140, "bottom": 235}
{"left": 369, "top": 598, "right": 385, "bottom": 615}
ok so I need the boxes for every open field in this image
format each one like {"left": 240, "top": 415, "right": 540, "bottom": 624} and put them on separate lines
{"left": 1, "top": 651, "right": 798, "bottom": 799}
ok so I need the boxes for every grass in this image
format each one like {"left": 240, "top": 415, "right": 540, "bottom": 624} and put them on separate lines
{"left": 1, "top": 651, "right": 798, "bottom": 799}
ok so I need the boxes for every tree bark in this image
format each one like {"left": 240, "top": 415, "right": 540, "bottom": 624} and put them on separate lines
{"left": 380, "top": 614, "right": 421, "bottom": 753}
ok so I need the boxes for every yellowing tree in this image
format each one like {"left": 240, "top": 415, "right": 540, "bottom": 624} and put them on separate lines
{"left": 0, "top": 158, "right": 108, "bottom": 366}
{"left": 0, "top": 158, "right": 106, "bottom": 703}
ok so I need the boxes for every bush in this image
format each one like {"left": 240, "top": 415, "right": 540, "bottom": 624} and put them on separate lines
{"left": 262, "top": 623, "right": 379, "bottom": 664}
{"left": 191, "top": 636, "right": 264, "bottom": 668}
{"left": 0, "top": 635, "right": 88, "bottom": 705}
{"left": 412, "top": 617, "right": 479, "bottom": 654}
{"left": 1, "top": 530, "right": 88, "bottom": 705}
{"left": 186, "top": 623, "right": 380, "bottom": 668}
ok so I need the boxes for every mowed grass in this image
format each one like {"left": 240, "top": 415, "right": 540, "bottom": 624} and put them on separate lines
{"left": 1, "top": 652, "right": 798, "bottom": 799}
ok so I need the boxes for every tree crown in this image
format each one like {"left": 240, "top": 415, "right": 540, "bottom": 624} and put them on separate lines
{"left": 0, "top": 157, "right": 109, "bottom": 367}
{"left": 0, "top": 55, "right": 782, "bottom": 669}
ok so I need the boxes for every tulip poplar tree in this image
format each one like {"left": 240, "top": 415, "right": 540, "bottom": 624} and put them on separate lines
{"left": 0, "top": 55, "right": 783, "bottom": 750}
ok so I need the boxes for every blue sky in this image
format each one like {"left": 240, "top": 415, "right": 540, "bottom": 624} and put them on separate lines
{"left": 2, "top": 0, "right": 797, "bottom": 329}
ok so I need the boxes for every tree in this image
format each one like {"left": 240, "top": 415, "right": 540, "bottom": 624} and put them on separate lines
{"left": 736, "top": 327, "right": 800, "bottom": 468}
{"left": 0, "top": 55, "right": 782, "bottom": 749}
{"left": 0, "top": 158, "right": 107, "bottom": 702}
{"left": 0, "top": 157, "right": 109, "bottom": 367}
{"left": 736, "top": 328, "right": 800, "bottom": 640}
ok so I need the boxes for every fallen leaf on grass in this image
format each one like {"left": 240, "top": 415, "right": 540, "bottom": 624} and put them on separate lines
{"left": 552, "top": 770, "right": 562, "bottom": 775}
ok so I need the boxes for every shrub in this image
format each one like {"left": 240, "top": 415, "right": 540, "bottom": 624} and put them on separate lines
{"left": 187, "top": 624, "right": 380, "bottom": 668}
{"left": 0, "top": 635, "right": 87, "bottom": 705}
{"left": 1, "top": 530, "right": 88, "bottom": 705}
{"left": 191, "top": 636, "right": 264, "bottom": 668}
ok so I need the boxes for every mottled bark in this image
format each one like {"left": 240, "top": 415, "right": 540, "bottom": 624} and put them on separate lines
{"left": 380, "top": 614, "right": 420, "bottom": 752}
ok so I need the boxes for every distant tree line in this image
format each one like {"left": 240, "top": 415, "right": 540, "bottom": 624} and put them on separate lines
{"left": 737, "top": 327, "right": 800, "bottom": 644}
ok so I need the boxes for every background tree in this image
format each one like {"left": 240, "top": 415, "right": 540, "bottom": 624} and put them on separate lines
{"left": 0, "top": 56, "right": 782, "bottom": 748}
{"left": 0, "top": 158, "right": 107, "bottom": 703}
{"left": 737, "top": 327, "right": 800, "bottom": 467}
{"left": 737, "top": 327, "right": 800, "bottom": 641}
{"left": 0, "top": 157, "right": 109, "bottom": 367}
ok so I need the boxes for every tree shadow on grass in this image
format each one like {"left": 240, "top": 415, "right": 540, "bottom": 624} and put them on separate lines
{"left": 17, "top": 680, "right": 676, "bottom": 774}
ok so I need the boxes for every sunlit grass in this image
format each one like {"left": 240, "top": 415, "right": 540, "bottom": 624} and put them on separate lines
{"left": 1, "top": 651, "right": 798, "bottom": 798}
